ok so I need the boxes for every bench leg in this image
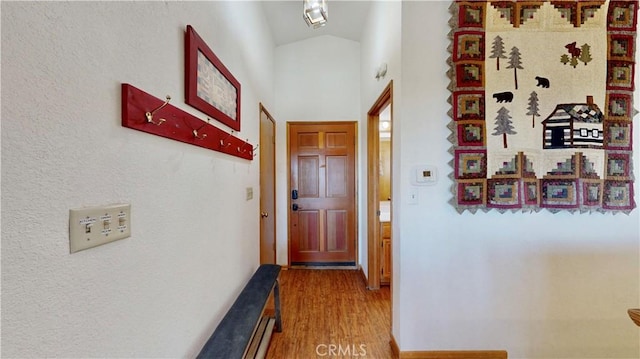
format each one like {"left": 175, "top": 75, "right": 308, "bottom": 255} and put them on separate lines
{"left": 274, "top": 278, "right": 282, "bottom": 332}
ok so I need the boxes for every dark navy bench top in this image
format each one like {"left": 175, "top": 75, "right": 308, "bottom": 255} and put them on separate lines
{"left": 196, "top": 264, "right": 281, "bottom": 359}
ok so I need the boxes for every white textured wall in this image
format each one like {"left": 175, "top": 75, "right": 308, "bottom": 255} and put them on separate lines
{"left": 1, "top": 1, "right": 274, "bottom": 357}
{"left": 273, "top": 35, "right": 361, "bottom": 265}
{"left": 395, "top": 2, "right": 640, "bottom": 358}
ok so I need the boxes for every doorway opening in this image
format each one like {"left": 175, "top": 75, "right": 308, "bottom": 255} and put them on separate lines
{"left": 367, "top": 81, "right": 393, "bottom": 290}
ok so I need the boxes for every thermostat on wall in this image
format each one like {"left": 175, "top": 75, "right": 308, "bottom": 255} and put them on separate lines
{"left": 411, "top": 165, "right": 437, "bottom": 186}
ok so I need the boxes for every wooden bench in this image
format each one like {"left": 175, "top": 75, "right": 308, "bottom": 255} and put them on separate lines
{"left": 197, "top": 264, "right": 282, "bottom": 359}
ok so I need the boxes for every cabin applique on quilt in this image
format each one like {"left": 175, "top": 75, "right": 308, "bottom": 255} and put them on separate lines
{"left": 448, "top": 0, "right": 637, "bottom": 213}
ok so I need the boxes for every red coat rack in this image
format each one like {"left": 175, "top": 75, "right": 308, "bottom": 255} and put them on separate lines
{"left": 121, "top": 83, "right": 254, "bottom": 160}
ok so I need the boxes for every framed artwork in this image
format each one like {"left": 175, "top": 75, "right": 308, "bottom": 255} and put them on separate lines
{"left": 448, "top": 0, "right": 637, "bottom": 214}
{"left": 185, "top": 25, "right": 241, "bottom": 131}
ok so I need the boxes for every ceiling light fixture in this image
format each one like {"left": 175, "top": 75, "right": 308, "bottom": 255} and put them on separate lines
{"left": 303, "top": 0, "right": 328, "bottom": 28}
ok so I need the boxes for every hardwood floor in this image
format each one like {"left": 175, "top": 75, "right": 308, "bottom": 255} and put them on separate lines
{"left": 266, "top": 269, "right": 393, "bottom": 358}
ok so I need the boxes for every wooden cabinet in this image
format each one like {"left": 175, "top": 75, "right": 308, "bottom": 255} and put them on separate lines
{"left": 379, "top": 140, "right": 391, "bottom": 201}
{"left": 380, "top": 222, "right": 391, "bottom": 285}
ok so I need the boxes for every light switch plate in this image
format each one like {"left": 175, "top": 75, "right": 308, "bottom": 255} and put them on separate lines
{"left": 69, "top": 203, "right": 131, "bottom": 253}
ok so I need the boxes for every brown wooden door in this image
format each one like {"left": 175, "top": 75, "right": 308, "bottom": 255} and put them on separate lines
{"left": 260, "top": 105, "right": 276, "bottom": 264}
{"left": 288, "top": 122, "right": 356, "bottom": 265}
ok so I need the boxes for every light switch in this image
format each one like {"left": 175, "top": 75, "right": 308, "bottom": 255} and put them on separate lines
{"left": 69, "top": 203, "right": 131, "bottom": 253}
{"left": 246, "top": 187, "right": 254, "bottom": 201}
{"left": 408, "top": 189, "right": 418, "bottom": 205}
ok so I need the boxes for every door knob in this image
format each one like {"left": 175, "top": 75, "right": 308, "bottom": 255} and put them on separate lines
{"left": 261, "top": 212, "right": 269, "bottom": 218}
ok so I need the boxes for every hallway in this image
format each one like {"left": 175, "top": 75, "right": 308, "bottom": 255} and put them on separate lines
{"left": 266, "top": 269, "right": 392, "bottom": 358}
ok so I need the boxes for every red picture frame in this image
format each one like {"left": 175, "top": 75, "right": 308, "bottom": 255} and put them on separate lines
{"left": 185, "top": 25, "right": 241, "bottom": 131}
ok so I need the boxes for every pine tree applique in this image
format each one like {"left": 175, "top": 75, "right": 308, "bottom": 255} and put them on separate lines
{"left": 526, "top": 91, "right": 540, "bottom": 128}
{"left": 489, "top": 36, "right": 507, "bottom": 71}
{"left": 507, "top": 47, "right": 523, "bottom": 89}
{"left": 579, "top": 44, "right": 592, "bottom": 65}
{"left": 492, "top": 106, "right": 517, "bottom": 148}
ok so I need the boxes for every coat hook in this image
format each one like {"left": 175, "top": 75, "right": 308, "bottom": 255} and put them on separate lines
{"left": 192, "top": 129, "right": 207, "bottom": 140}
{"left": 239, "top": 139, "right": 250, "bottom": 153}
{"left": 145, "top": 95, "right": 171, "bottom": 125}
{"left": 220, "top": 131, "right": 234, "bottom": 147}
{"left": 184, "top": 118, "right": 207, "bottom": 140}
{"left": 252, "top": 144, "right": 259, "bottom": 157}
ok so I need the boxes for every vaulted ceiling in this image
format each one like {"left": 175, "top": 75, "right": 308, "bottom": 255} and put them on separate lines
{"left": 261, "top": 1, "right": 372, "bottom": 46}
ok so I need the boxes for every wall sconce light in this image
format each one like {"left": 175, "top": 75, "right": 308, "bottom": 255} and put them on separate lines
{"left": 375, "top": 63, "right": 388, "bottom": 81}
{"left": 303, "top": 0, "right": 328, "bottom": 28}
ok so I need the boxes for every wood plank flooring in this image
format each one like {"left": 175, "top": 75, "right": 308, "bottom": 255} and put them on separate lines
{"left": 266, "top": 269, "right": 392, "bottom": 359}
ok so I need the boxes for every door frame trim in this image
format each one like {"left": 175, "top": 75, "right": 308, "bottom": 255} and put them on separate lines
{"left": 286, "top": 121, "right": 358, "bottom": 267}
{"left": 259, "top": 103, "right": 277, "bottom": 264}
{"left": 367, "top": 81, "right": 393, "bottom": 290}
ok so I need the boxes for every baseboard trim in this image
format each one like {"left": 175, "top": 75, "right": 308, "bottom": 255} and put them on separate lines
{"left": 390, "top": 333, "right": 400, "bottom": 358}
{"left": 358, "top": 265, "right": 368, "bottom": 286}
{"left": 390, "top": 334, "right": 507, "bottom": 359}
{"left": 399, "top": 351, "right": 507, "bottom": 359}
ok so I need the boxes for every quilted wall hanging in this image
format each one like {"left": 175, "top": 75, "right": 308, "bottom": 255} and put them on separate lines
{"left": 447, "top": 0, "right": 638, "bottom": 213}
